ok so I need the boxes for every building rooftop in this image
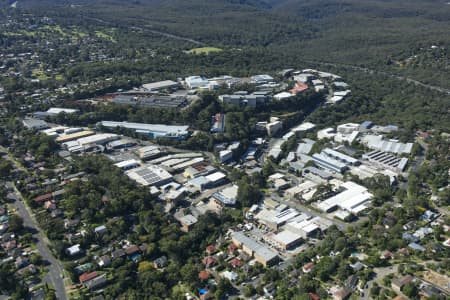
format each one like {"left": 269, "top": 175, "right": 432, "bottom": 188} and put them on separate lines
{"left": 99, "top": 121, "right": 189, "bottom": 138}
{"left": 125, "top": 164, "right": 172, "bottom": 187}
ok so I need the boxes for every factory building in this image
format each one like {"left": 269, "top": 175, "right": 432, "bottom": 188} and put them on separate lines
{"left": 125, "top": 164, "right": 173, "bottom": 187}
{"left": 231, "top": 232, "right": 279, "bottom": 267}
{"left": 362, "top": 150, "right": 408, "bottom": 172}
{"left": 98, "top": 121, "right": 190, "bottom": 140}
{"left": 312, "top": 153, "right": 348, "bottom": 173}
{"left": 315, "top": 181, "right": 372, "bottom": 214}
{"left": 361, "top": 135, "right": 413, "bottom": 154}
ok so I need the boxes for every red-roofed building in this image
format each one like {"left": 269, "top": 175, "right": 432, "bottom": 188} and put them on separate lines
{"left": 228, "top": 243, "right": 238, "bottom": 254}
{"left": 309, "top": 293, "right": 320, "bottom": 300}
{"left": 206, "top": 245, "right": 216, "bottom": 255}
{"left": 229, "top": 258, "right": 243, "bottom": 268}
{"left": 44, "top": 201, "right": 56, "bottom": 211}
{"left": 289, "top": 82, "right": 308, "bottom": 95}
{"left": 79, "top": 271, "right": 98, "bottom": 283}
{"left": 198, "top": 270, "right": 210, "bottom": 281}
{"left": 202, "top": 256, "right": 216, "bottom": 268}
{"left": 33, "top": 193, "right": 53, "bottom": 203}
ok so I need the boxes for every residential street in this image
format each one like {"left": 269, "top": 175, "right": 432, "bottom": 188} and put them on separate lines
{"left": 361, "top": 264, "right": 399, "bottom": 299}
{"left": 7, "top": 182, "right": 67, "bottom": 300}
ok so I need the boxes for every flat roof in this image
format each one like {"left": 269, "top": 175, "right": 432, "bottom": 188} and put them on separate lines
{"left": 125, "top": 164, "right": 172, "bottom": 186}
{"left": 273, "top": 230, "right": 302, "bottom": 245}
{"left": 56, "top": 130, "right": 95, "bottom": 143}
{"left": 232, "top": 232, "right": 278, "bottom": 261}
{"left": 142, "top": 80, "right": 178, "bottom": 90}
{"left": 322, "top": 148, "right": 358, "bottom": 164}
{"left": 114, "top": 159, "right": 140, "bottom": 168}
{"left": 47, "top": 107, "right": 79, "bottom": 114}
{"left": 205, "top": 172, "right": 226, "bottom": 182}
{"left": 99, "top": 121, "right": 189, "bottom": 136}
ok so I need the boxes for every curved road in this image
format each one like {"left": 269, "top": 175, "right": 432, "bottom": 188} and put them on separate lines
{"left": 302, "top": 60, "right": 450, "bottom": 95}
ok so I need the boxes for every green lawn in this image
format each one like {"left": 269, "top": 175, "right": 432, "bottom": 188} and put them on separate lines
{"left": 95, "top": 31, "right": 116, "bottom": 42}
{"left": 186, "top": 47, "right": 223, "bottom": 54}
{"left": 31, "top": 69, "right": 50, "bottom": 81}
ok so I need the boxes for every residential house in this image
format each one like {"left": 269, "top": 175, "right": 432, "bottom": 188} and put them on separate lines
{"left": 98, "top": 255, "right": 111, "bottom": 267}
{"left": 202, "top": 256, "right": 216, "bottom": 268}
{"left": 153, "top": 256, "right": 168, "bottom": 269}
{"left": 111, "top": 248, "right": 126, "bottom": 259}
{"left": 84, "top": 274, "right": 107, "bottom": 290}
{"left": 391, "top": 275, "right": 414, "bottom": 293}
{"left": 79, "top": 271, "right": 98, "bottom": 284}
{"left": 330, "top": 286, "right": 350, "bottom": 300}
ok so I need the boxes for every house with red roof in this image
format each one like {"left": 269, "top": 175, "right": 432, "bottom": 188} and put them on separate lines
{"left": 33, "top": 193, "right": 53, "bottom": 203}
{"left": 229, "top": 258, "right": 243, "bottom": 268}
{"left": 202, "top": 256, "right": 216, "bottom": 268}
{"left": 79, "top": 271, "right": 98, "bottom": 284}
{"left": 206, "top": 245, "right": 216, "bottom": 255}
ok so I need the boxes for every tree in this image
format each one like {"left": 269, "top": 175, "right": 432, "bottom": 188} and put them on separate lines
{"left": 237, "top": 176, "right": 261, "bottom": 207}
{"left": 0, "top": 160, "right": 13, "bottom": 178}
{"left": 8, "top": 214, "right": 24, "bottom": 233}
{"left": 403, "top": 282, "right": 418, "bottom": 298}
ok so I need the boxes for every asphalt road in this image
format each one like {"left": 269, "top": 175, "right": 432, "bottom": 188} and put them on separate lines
{"left": 7, "top": 183, "right": 67, "bottom": 300}
{"left": 302, "top": 60, "right": 450, "bottom": 96}
{"left": 361, "top": 264, "right": 398, "bottom": 299}
{"left": 271, "top": 193, "right": 349, "bottom": 231}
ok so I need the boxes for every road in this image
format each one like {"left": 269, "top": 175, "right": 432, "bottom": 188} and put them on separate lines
{"left": 7, "top": 182, "right": 67, "bottom": 300}
{"left": 82, "top": 15, "right": 204, "bottom": 45}
{"left": 361, "top": 264, "right": 398, "bottom": 299}
{"left": 271, "top": 193, "right": 349, "bottom": 231}
{"left": 302, "top": 60, "right": 450, "bottom": 96}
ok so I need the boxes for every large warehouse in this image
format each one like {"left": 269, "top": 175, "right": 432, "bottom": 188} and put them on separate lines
{"left": 125, "top": 164, "right": 173, "bottom": 187}
{"left": 316, "top": 181, "right": 372, "bottom": 214}
{"left": 98, "top": 121, "right": 189, "bottom": 140}
{"left": 231, "top": 232, "right": 279, "bottom": 267}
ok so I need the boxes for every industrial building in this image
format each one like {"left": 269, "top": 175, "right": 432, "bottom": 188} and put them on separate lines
{"left": 47, "top": 108, "right": 79, "bottom": 115}
{"left": 362, "top": 135, "right": 413, "bottom": 154}
{"left": 114, "top": 159, "right": 140, "bottom": 171}
{"left": 56, "top": 130, "right": 95, "bottom": 143}
{"left": 266, "top": 118, "right": 283, "bottom": 136}
{"left": 296, "top": 139, "right": 315, "bottom": 156}
{"left": 137, "top": 145, "right": 164, "bottom": 160}
{"left": 231, "top": 232, "right": 279, "bottom": 267}
{"left": 255, "top": 208, "right": 300, "bottom": 230}
{"left": 285, "top": 180, "right": 319, "bottom": 200}
{"left": 211, "top": 113, "right": 225, "bottom": 133}
{"left": 219, "top": 93, "right": 270, "bottom": 107}
{"left": 312, "top": 153, "right": 348, "bottom": 173}
{"left": 302, "top": 166, "right": 333, "bottom": 181}
{"left": 183, "top": 162, "right": 216, "bottom": 179}
{"left": 63, "top": 133, "right": 118, "bottom": 148}
{"left": 322, "top": 148, "right": 359, "bottom": 166}
{"left": 264, "top": 230, "right": 303, "bottom": 251}
{"left": 211, "top": 185, "right": 239, "bottom": 210}
{"left": 362, "top": 150, "right": 408, "bottom": 172}
{"left": 251, "top": 74, "right": 274, "bottom": 84}
{"left": 106, "top": 139, "right": 137, "bottom": 151}
{"left": 218, "top": 150, "right": 233, "bottom": 163}
{"left": 315, "top": 181, "right": 372, "bottom": 214}
{"left": 142, "top": 80, "right": 179, "bottom": 91}
{"left": 125, "top": 164, "right": 173, "bottom": 187}
{"left": 112, "top": 94, "right": 188, "bottom": 109}
{"left": 184, "top": 76, "right": 209, "bottom": 89}
{"left": 22, "top": 118, "right": 49, "bottom": 130}
{"left": 98, "top": 121, "right": 190, "bottom": 140}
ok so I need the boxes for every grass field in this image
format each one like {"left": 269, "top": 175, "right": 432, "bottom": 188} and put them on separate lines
{"left": 32, "top": 69, "right": 50, "bottom": 81}
{"left": 95, "top": 31, "right": 116, "bottom": 42}
{"left": 186, "top": 47, "right": 223, "bottom": 54}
